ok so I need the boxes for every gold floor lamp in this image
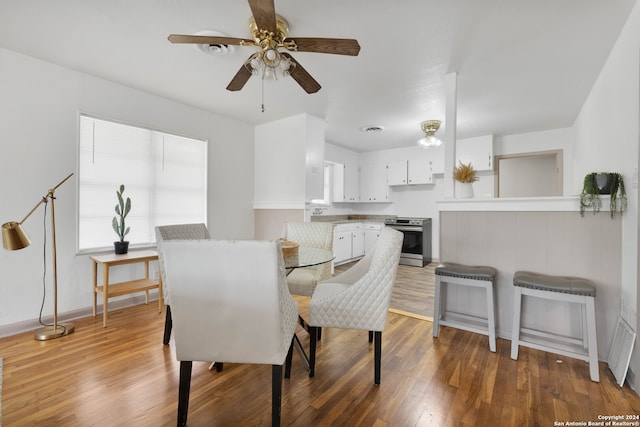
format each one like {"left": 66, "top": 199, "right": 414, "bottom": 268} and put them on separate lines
{"left": 2, "top": 173, "right": 75, "bottom": 340}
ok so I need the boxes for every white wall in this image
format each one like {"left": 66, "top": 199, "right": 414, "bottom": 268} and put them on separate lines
{"left": 0, "top": 48, "right": 255, "bottom": 331}
{"left": 254, "top": 113, "right": 325, "bottom": 207}
{"left": 572, "top": 1, "right": 640, "bottom": 390}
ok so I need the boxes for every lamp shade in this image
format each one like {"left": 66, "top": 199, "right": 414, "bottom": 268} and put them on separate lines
{"left": 2, "top": 221, "right": 31, "bottom": 250}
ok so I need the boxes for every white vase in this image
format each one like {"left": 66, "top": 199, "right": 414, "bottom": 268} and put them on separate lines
{"left": 458, "top": 182, "right": 474, "bottom": 198}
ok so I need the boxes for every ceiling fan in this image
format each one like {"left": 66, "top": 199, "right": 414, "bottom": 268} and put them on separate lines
{"left": 167, "top": 0, "right": 361, "bottom": 94}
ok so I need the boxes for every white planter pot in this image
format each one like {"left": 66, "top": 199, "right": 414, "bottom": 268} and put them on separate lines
{"left": 457, "top": 182, "right": 474, "bottom": 198}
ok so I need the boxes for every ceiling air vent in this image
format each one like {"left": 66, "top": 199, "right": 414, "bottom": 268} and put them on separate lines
{"left": 194, "top": 30, "right": 236, "bottom": 56}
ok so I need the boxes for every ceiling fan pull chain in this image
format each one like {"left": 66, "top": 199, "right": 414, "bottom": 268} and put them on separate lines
{"left": 261, "top": 74, "right": 265, "bottom": 113}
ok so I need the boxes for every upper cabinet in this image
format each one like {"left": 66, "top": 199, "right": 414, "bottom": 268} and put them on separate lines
{"left": 332, "top": 162, "right": 360, "bottom": 202}
{"left": 457, "top": 135, "right": 494, "bottom": 171}
{"left": 360, "top": 160, "right": 389, "bottom": 202}
{"left": 388, "top": 159, "right": 432, "bottom": 185}
{"left": 426, "top": 144, "right": 445, "bottom": 175}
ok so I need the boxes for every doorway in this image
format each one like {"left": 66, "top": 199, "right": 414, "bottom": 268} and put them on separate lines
{"left": 494, "top": 150, "right": 563, "bottom": 197}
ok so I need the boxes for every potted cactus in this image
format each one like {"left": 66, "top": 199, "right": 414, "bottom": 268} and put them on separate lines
{"left": 112, "top": 184, "right": 131, "bottom": 254}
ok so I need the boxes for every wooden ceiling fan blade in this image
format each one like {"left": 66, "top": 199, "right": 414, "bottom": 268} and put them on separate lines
{"left": 286, "top": 38, "right": 361, "bottom": 56}
{"left": 248, "top": 0, "right": 277, "bottom": 34}
{"left": 226, "top": 64, "right": 253, "bottom": 91}
{"left": 282, "top": 53, "right": 321, "bottom": 94}
{"left": 168, "top": 34, "right": 253, "bottom": 46}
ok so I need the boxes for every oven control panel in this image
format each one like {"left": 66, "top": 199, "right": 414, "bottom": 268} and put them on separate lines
{"left": 384, "top": 217, "right": 428, "bottom": 226}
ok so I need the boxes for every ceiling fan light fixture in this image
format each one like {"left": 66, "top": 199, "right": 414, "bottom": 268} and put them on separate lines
{"left": 417, "top": 120, "right": 443, "bottom": 149}
{"left": 245, "top": 48, "right": 295, "bottom": 80}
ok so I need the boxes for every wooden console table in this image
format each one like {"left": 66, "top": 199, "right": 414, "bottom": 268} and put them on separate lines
{"left": 91, "top": 250, "right": 161, "bottom": 327}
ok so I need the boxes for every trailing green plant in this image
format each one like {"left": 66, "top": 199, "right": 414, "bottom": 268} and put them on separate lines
{"left": 112, "top": 184, "right": 131, "bottom": 242}
{"left": 579, "top": 172, "right": 626, "bottom": 219}
{"left": 453, "top": 161, "right": 478, "bottom": 183}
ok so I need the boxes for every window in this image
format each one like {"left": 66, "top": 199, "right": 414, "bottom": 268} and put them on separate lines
{"left": 310, "top": 163, "right": 332, "bottom": 205}
{"left": 78, "top": 115, "right": 207, "bottom": 251}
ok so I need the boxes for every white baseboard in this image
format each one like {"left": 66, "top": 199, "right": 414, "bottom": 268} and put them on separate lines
{"left": 0, "top": 293, "right": 161, "bottom": 339}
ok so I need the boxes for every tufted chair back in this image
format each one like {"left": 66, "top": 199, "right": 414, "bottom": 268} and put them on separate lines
{"left": 280, "top": 222, "right": 334, "bottom": 296}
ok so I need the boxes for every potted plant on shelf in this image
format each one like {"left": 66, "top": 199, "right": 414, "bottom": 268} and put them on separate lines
{"left": 112, "top": 184, "right": 131, "bottom": 254}
{"left": 454, "top": 161, "right": 478, "bottom": 198}
{"left": 579, "top": 172, "right": 626, "bottom": 218}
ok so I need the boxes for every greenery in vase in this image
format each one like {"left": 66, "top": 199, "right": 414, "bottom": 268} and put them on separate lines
{"left": 579, "top": 172, "right": 626, "bottom": 219}
{"left": 112, "top": 184, "right": 131, "bottom": 242}
{"left": 453, "top": 161, "right": 478, "bottom": 183}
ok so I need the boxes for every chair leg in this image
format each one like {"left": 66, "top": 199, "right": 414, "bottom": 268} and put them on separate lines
{"left": 177, "top": 361, "right": 192, "bottom": 427}
{"left": 486, "top": 283, "right": 497, "bottom": 352}
{"left": 374, "top": 331, "right": 382, "bottom": 385}
{"left": 208, "top": 362, "right": 224, "bottom": 372}
{"left": 285, "top": 337, "right": 294, "bottom": 379}
{"left": 585, "top": 296, "right": 600, "bottom": 382}
{"left": 309, "top": 326, "right": 318, "bottom": 378}
{"left": 317, "top": 327, "right": 322, "bottom": 341}
{"left": 433, "top": 276, "right": 442, "bottom": 338}
{"left": 163, "top": 305, "right": 173, "bottom": 345}
{"left": 368, "top": 331, "right": 374, "bottom": 343}
{"left": 511, "top": 287, "right": 523, "bottom": 360}
{"left": 272, "top": 364, "right": 283, "bottom": 427}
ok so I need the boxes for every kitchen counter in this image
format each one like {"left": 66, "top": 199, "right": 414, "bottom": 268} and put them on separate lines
{"left": 310, "top": 214, "right": 393, "bottom": 223}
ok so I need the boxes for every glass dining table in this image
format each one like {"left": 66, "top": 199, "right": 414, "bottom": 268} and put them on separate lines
{"left": 283, "top": 246, "right": 336, "bottom": 272}
{"left": 283, "top": 246, "right": 335, "bottom": 372}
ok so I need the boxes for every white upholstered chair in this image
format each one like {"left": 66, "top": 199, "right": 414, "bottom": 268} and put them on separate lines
{"left": 155, "top": 224, "right": 210, "bottom": 345}
{"left": 308, "top": 227, "right": 403, "bottom": 385}
{"left": 280, "top": 222, "right": 334, "bottom": 296}
{"left": 159, "top": 239, "right": 298, "bottom": 427}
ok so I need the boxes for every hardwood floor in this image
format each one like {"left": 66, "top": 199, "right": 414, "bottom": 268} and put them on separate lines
{"left": 1, "top": 299, "right": 639, "bottom": 426}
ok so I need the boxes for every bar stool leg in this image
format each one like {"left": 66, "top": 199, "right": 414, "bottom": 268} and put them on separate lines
{"left": 511, "top": 286, "right": 523, "bottom": 360}
{"left": 486, "top": 282, "right": 497, "bottom": 352}
{"left": 433, "top": 276, "right": 443, "bottom": 338}
{"left": 585, "top": 296, "right": 599, "bottom": 382}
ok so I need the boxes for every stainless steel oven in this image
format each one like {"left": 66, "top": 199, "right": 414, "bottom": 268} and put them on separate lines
{"left": 384, "top": 217, "right": 432, "bottom": 267}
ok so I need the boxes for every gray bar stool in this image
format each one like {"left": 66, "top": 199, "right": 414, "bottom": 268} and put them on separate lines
{"left": 433, "top": 262, "right": 497, "bottom": 352}
{"left": 511, "top": 271, "right": 599, "bottom": 382}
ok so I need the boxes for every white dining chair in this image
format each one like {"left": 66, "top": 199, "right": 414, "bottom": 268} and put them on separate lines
{"left": 308, "top": 226, "right": 403, "bottom": 385}
{"left": 159, "top": 239, "right": 298, "bottom": 427}
{"left": 280, "top": 222, "right": 334, "bottom": 296}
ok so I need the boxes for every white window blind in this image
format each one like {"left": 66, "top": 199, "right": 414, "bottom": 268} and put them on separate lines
{"left": 78, "top": 115, "right": 207, "bottom": 251}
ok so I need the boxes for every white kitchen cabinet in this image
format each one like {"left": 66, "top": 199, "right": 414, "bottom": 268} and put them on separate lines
{"left": 344, "top": 163, "right": 360, "bottom": 201}
{"left": 333, "top": 229, "right": 352, "bottom": 263}
{"left": 360, "top": 161, "right": 389, "bottom": 202}
{"left": 332, "top": 163, "right": 346, "bottom": 202}
{"left": 351, "top": 227, "right": 365, "bottom": 258}
{"left": 364, "top": 222, "right": 384, "bottom": 253}
{"left": 333, "top": 222, "right": 364, "bottom": 264}
{"left": 457, "top": 135, "right": 494, "bottom": 171}
{"left": 332, "top": 162, "right": 360, "bottom": 202}
{"left": 387, "top": 160, "right": 407, "bottom": 185}
{"left": 388, "top": 157, "right": 432, "bottom": 186}
{"left": 426, "top": 144, "right": 445, "bottom": 175}
{"left": 408, "top": 158, "right": 431, "bottom": 184}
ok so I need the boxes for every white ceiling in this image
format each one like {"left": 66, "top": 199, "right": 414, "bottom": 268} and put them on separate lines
{"left": 0, "top": 0, "right": 636, "bottom": 152}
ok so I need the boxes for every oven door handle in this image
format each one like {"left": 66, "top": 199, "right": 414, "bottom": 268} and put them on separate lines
{"left": 387, "top": 225, "right": 423, "bottom": 232}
